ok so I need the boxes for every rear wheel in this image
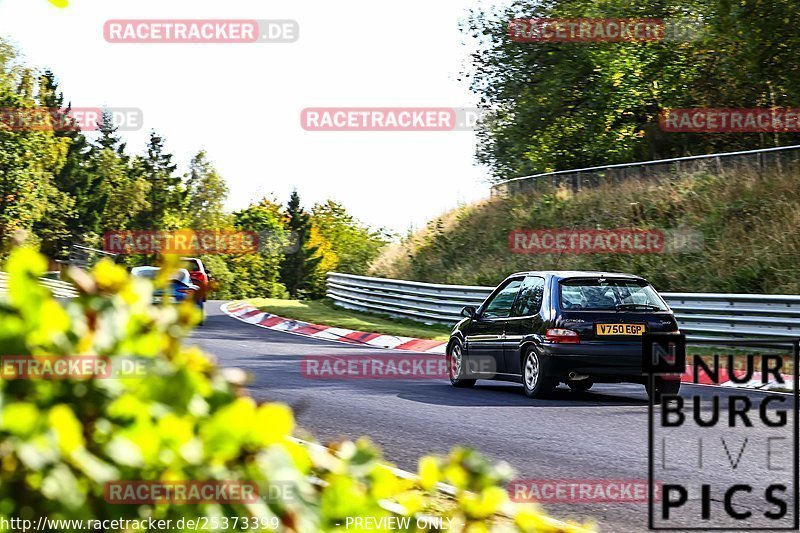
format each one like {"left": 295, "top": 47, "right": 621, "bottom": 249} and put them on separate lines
{"left": 522, "top": 348, "right": 556, "bottom": 398}
{"left": 197, "top": 300, "right": 205, "bottom": 326}
{"left": 447, "top": 341, "right": 475, "bottom": 388}
{"left": 646, "top": 377, "right": 681, "bottom": 403}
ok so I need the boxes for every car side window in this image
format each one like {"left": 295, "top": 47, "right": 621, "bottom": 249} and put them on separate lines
{"left": 511, "top": 276, "right": 545, "bottom": 317}
{"left": 481, "top": 279, "right": 524, "bottom": 319}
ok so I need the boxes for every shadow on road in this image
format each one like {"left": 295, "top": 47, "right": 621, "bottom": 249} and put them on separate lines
{"left": 395, "top": 382, "right": 651, "bottom": 407}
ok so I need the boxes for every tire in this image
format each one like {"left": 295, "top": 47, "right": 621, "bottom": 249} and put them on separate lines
{"left": 646, "top": 377, "right": 681, "bottom": 404}
{"left": 447, "top": 341, "right": 476, "bottom": 388}
{"left": 567, "top": 379, "right": 594, "bottom": 393}
{"left": 522, "top": 348, "right": 556, "bottom": 398}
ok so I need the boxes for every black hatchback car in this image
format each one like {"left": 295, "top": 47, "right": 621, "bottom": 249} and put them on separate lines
{"left": 447, "top": 271, "right": 681, "bottom": 400}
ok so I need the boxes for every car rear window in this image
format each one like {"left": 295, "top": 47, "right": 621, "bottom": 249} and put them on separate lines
{"left": 559, "top": 278, "right": 668, "bottom": 311}
{"left": 181, "top": 259, "right": 201, "bottom": 272}
{"left": 132, "top": 269, "right": 158, "bottom": 279}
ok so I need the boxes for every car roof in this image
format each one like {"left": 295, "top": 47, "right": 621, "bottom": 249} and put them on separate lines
{"left": 506, "top": 270, "right": 646, "bottom": 281}
{"left": 131, "top": 266, "right": 159, "bottom": 274}
{"left": 131, "top": 266, "right": 192, "bottom": 281}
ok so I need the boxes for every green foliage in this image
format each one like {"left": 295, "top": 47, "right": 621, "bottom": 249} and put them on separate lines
{"left": 185, "top": 151, "right": 231, "bottom": 230}
{"left": 280, "top": 190, "right": 321, "bottom": 298}
{"left": 0, "top": 38, "right": 383, "bottom": 301}
{"left": 229, "top": 199, "right": 291, "bottom": 299}
{"left": 465, "top": 0, "right": 800, "bottom": 181}
{"left": 0, "top": 247, "right": 591, "bottom": 532}
{"left": 0, "top": 43, "right": 71, "bottom": 258}
{"left": 305, "top": 201, "right": 390, "bottom": 299}
{"left": 135, "top": 131, "right": 182, "bottom": 231}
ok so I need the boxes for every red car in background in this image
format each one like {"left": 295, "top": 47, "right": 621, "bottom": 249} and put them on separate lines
{"left": 181, "top": 258, "right": 210, "bottom": 301}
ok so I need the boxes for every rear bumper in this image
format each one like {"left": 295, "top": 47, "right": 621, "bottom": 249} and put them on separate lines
{"left": 542, "top": 342, "right": 644, "bottom": 381}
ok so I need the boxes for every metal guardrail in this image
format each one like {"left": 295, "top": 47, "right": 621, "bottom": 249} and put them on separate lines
{"left": 0, "top": 272, "right": 79, "bottom": 299}
{"left": 491, "top": 144, "right": 800, "bottom": 196}
{"left": 327, "top": 273, "right": 800, "bottom": 341}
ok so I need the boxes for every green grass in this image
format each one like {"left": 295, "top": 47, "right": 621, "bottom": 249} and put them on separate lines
{"left": 245, "top": 298, "right": 452, "bottom": 341}
{"left": 370, "top": 168, "right": 800, "bottom": 294}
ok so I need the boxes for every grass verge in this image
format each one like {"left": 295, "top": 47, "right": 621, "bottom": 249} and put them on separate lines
{"left": 245, "top": 298, "right": 452, "bottom": 341}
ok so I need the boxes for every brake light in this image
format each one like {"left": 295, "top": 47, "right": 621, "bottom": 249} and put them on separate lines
{"left": 177, "top": 288, "right": 194, "bottom": 294}
{"left": 545, "top": 328, "right": 580, "bottom": 344}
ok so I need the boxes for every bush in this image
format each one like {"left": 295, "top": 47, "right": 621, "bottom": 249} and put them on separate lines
{"left": 0, "top": 248, "right": 591, "bottom": 532}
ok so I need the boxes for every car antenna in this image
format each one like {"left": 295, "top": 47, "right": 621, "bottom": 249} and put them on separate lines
{"left": 554, "top": 221, "right": 579, "bottom": 270}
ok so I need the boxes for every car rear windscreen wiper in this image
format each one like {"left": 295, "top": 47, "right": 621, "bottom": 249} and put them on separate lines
{"left": 616, "top": 303, "right": 660, "bottom": 311}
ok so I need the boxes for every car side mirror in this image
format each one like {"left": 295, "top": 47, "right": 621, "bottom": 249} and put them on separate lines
{"left": 461, "top": 306, "right": 477, "bottom": 319}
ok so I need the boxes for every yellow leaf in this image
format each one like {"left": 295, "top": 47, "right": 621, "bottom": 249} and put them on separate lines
{"left": 1, "top": 403, "right": 40, "bottom": 436}
{"left": 418, "top": 456, "right": 440, "bottom": 490}
{"left": 49, "top": 405, "right": 85, "bottom": 455}
{"left": 92, "top": 260, "right": 129, "bottom": 293}
{"left": 253, "top": 403, "right": 294, "bottom": 444}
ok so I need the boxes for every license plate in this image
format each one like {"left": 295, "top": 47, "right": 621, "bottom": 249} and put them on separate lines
{"left": 153, "top": 296, "right": 162, "bottom": 304}
{"left": 596, "top": 323, "right": 646, "bottom": 336}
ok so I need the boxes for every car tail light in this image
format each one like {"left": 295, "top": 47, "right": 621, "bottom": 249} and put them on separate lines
{"left": 177, "top": 288, "right": 194, "bottom": 294}
{"left": 545, "top": 328, "right": 580, "bottom": 344}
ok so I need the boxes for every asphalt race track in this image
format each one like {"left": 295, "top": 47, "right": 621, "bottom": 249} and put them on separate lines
{"left": 190, "top": 302, "right": 797, "bottom": 532}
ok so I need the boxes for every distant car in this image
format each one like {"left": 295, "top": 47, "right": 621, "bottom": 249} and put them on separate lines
{"left": 130, "top": 266, "right": 204, "bottom": 324}
{"left": 180, "top": 258, "right": 209, "bottom": 301}
{"left": 447, "top": 271, "right": 681, "bottom": 402}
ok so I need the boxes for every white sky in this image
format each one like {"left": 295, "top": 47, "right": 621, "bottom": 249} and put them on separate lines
{"left": 0, "top": 0, "right": 496, "bottom": 235}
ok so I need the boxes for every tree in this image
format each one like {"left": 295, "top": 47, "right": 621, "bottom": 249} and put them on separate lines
{"left": 306, "top": 200, "right": 389, "bottom": 297}
{"left": 184, "top": 150, "right": 230, "bottom": 229}
{"left": 230, "top": 198, "right": 289, "bottom": 298}
{"left": 135, "top": 130, "right": 181, "bottom": 229}
{"left": 279, "top": 190, "right": 321, "bottom": 297}
{"left": 0, "top": 44, "right": 70, "bottom": 257}
{"left": 96, "top": 109, "right": 127, "bottom": 154}
{"left": 464, "top": 0, "right": 800, "bottom": 182}
{"left": 33, "top": 70, "right": 107, "bottom": 257}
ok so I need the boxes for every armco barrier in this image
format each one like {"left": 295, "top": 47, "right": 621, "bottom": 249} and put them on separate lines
{"left": 327, "top": 273, "right": 800, "bottom": 341}
{"left": 0, "top": 271, "right": 79, "bottom": 299}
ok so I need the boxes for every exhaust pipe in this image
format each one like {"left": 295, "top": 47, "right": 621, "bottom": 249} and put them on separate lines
{"left": 568, "top": 372, "right": 590, "bottom": 381}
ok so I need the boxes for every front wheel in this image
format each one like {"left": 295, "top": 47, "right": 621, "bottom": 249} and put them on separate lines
{"left": 197, "top": 300, "right": 205, "bottom": 326}
{"left": 447, "top": 341, "right": 476, "bottom": 388}
{"left": 522, "top": 348, "right": 556, "bottom": 398}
